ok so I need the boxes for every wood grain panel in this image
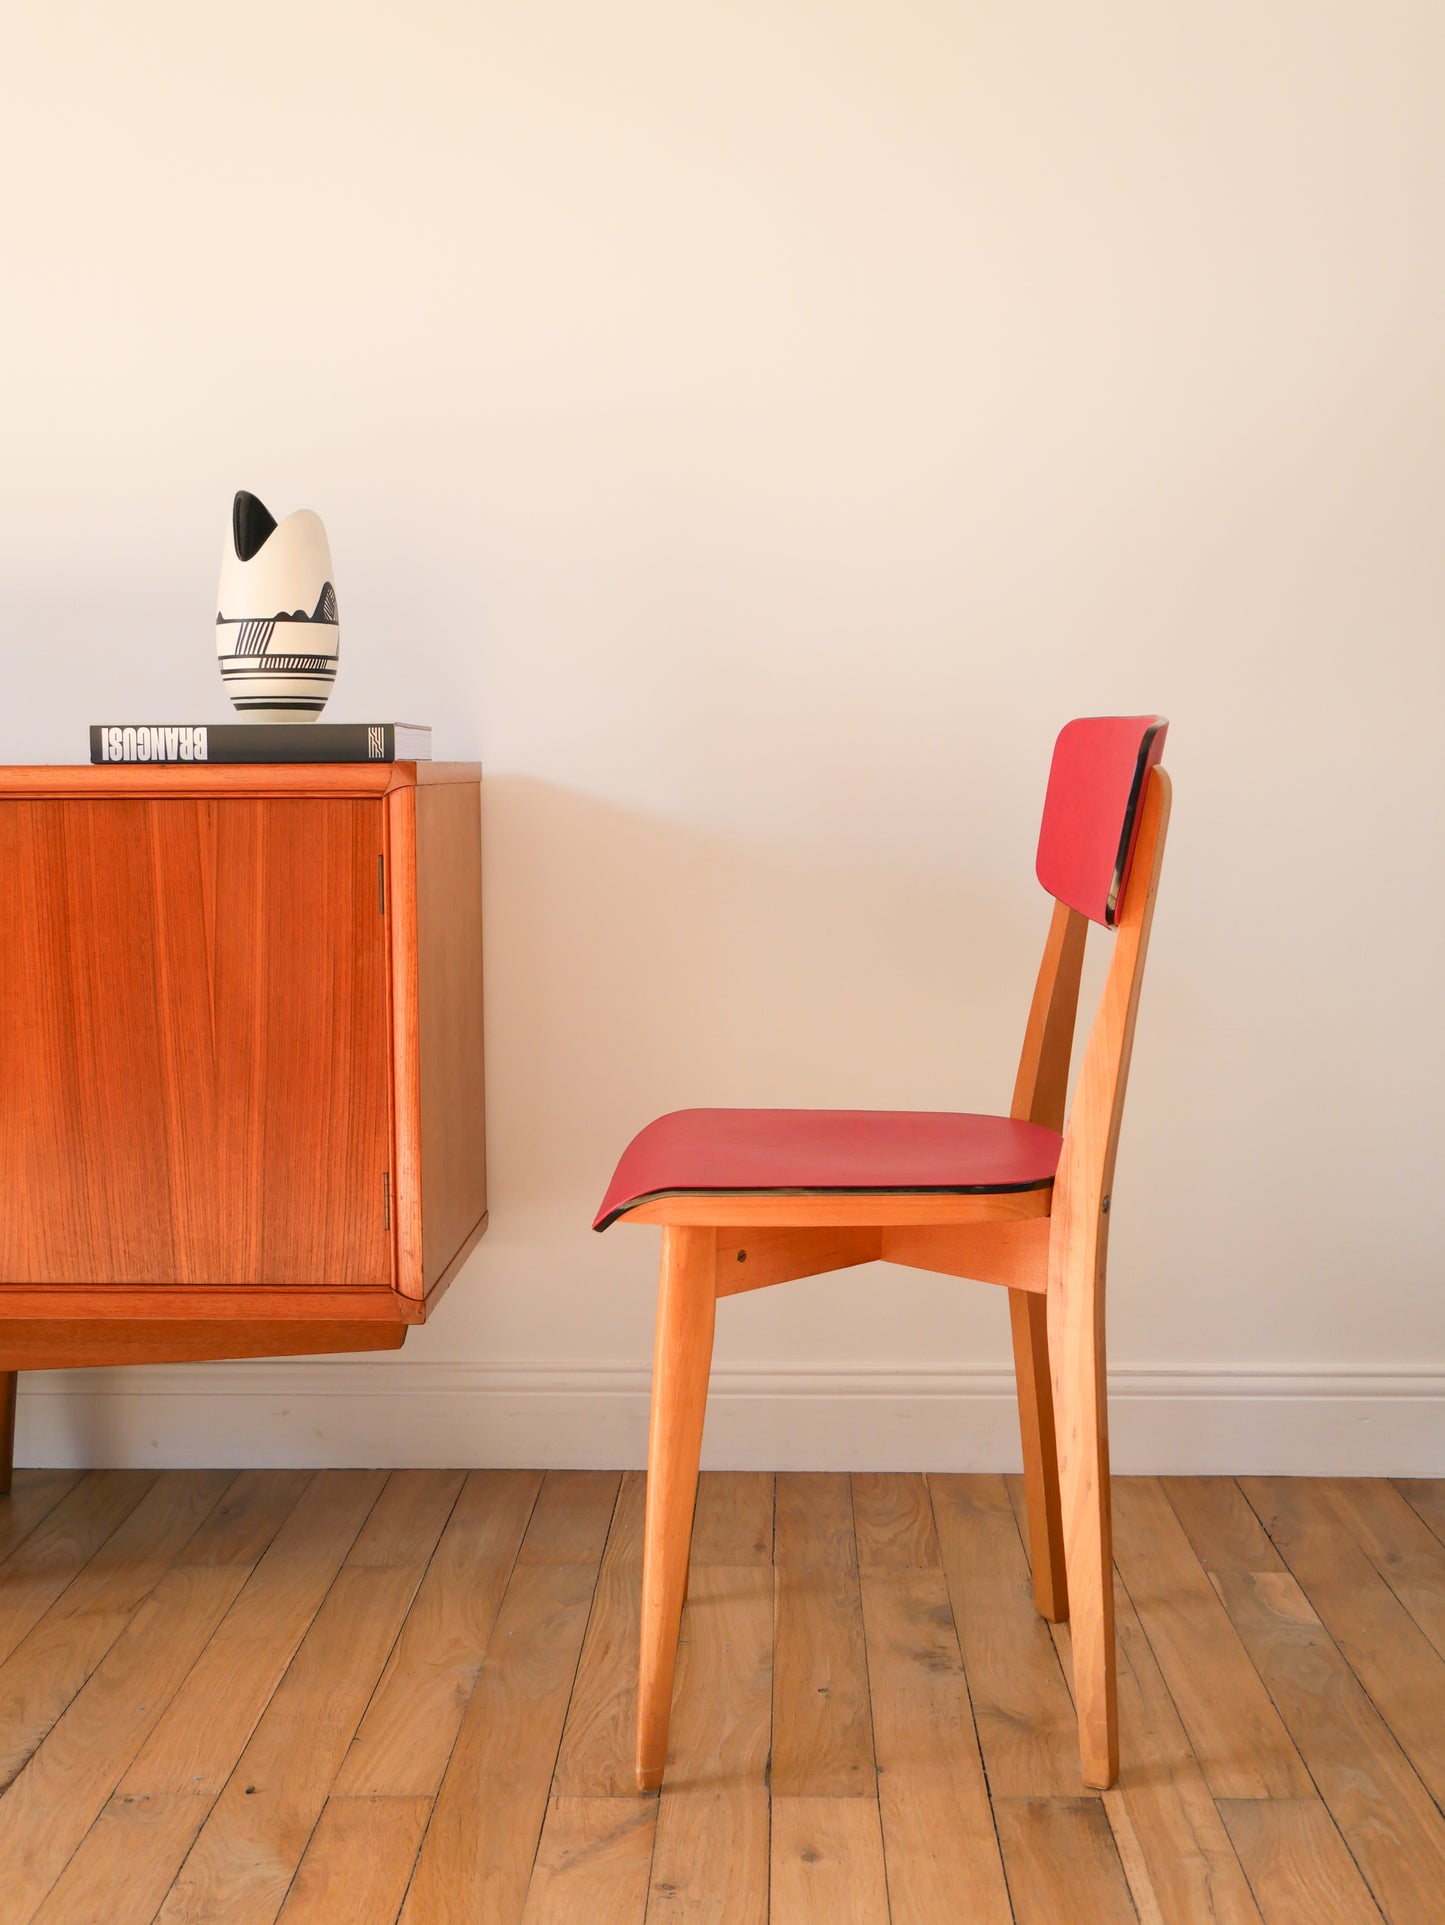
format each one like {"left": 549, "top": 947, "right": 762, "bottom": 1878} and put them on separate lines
{"left": 0, "top": 764, "right": 479, "bottom": 799}
{"left": 0, "top": 1317, "right": 406, "bottom": 1369}
{"left": 0, "top": 796, "right": 391, "bottom": 1290}
{"left": 385, "top": 780, "right": 424, "bottom": 1298}
{"left": 414, "top": 776, "right": 487, "bottom": 1290}
{"left": 0, "top": 765, "right": 411, "bottom": 800}
{"left": 0, "top": 1286, "right": 415, "bottom": 1321}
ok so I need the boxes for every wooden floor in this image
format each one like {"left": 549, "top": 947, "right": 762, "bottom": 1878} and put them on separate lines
{"left": 1, "top": 1471, "right": 1443, "bottom": 1922}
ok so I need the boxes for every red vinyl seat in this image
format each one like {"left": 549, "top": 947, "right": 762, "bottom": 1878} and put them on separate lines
{"left": 594, "top": 1107, "right": 1062, "bottom": 1230}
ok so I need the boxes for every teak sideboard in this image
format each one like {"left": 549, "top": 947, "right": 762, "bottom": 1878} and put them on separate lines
{"left": 0, "top": 761, "right": 487, "bottom": 1487}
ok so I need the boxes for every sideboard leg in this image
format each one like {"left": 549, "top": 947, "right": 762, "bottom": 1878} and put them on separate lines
{"left": 0, "top": 1373, "right": 16, "bottom": 1494}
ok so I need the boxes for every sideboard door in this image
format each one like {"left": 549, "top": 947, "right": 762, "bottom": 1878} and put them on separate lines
{"left": 0, "top": 797, "right": 392, "bottom": 1288}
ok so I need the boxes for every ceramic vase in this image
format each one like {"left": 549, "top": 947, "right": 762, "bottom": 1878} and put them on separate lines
{"left": 216, "top": 491, "right": 340, "bottom": 721}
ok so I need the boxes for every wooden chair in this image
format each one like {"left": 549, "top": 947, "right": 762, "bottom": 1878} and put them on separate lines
{"left": 594, "top": 715, "right": 1171, "bottom": 1791}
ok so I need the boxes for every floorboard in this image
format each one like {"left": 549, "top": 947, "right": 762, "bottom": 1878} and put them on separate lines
{"left": 0, "top": 1471, "right": 1441, "bottom": 1920}
{"left": 0, "top": 1469, "right": 84, "bottom": 1565}
{"left": 1217, "top": 1799, "right": 1385, "bottom": 1925}
{"left": 1323, "top": 1477, "right": 1445, "bottom": 1661}
{"left": 931, "top": 1472, "right": 1082, "bottom": 1799}
{"left": 275, "top": 1795, "right": 431, "bottom": 1925}
{"left": 1240, "top": 1476, "right": 1445, "bottom": 1809}
{"left": 647, "top": 1561, "right": 773, "bottom": 1924}
{"left": 0, "top": 1469, "right": 234, "bottom": 1788}
{"left": 770, "top": 1796, "right": 889, "bottom": 1923}
{"left": 337, "top": 1468, "right": 543, "bottom": 1798}
{"left": 992, "top": 1796, "right": 1137, "bottom": 1924}
{"left": 771, "top": 1473, "right": 875, "bottom": 1799}
{"left": 1005, "top": 1474, "right": 1262, "bottom": 1922}
{"left": 551, "top": 1470, "right": 645, "bottom": 1797}
{"left": 1394, "top": 1479, "right": 1445, "bottom": 1548}
{"left": 1171, "top": 1478, "right": 1445, "bottom": 1923}
{"left": 399, "top": 1474, "right": 614, "bottom": 1925}
{"left": 522, "top": 1796, "right": 655, "bottom": 1924}
{"left": 1112, "top": 1476, "right": 1311, "bottom": 1800}
{"left": 156, "top": 1472, "right": 459, "bottom": 1925}
{"left": 859, "top": 1566, "right": 1012, "bottom": 1922}
{"left": 0, "top": 1470, "right": 158, "bottom": 1671}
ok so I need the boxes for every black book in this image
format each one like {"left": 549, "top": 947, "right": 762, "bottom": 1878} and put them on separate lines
{"left": 90, "top": 723, "right": 432, "bottom": 765}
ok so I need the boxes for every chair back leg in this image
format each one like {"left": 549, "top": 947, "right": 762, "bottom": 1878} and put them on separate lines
{"left": 1008, "top": 1290, "right": 1068, "bottom": 1621}
{"left": 636, "top": 1225, "right": 717, "bottom": 1790}
{"left": 1048, "top": 1253, "right": 1118, "bottom": 1786}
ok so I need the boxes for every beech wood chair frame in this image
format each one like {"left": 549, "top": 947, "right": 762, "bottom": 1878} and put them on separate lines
{"left": 612, "top": 759, "right": 1172, "bottom": 1792}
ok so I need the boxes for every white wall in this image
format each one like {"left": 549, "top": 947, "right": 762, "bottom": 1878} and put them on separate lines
{"left": 4, "top": 1, "right": 1442, "bottom": 1472}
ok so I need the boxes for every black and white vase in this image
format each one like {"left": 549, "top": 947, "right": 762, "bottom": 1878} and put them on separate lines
{"left": 216, "top": 491, "right": 340, "bottom": 721}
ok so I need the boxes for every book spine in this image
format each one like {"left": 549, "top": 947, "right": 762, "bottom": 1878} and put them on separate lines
{"left": 90, "top": 725, "right": 399, "bottom": 764}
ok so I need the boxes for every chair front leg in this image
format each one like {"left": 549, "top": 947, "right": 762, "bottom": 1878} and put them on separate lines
{"left": 1047, "top": 1238, "right": 1118, "bottom": 1788}
{"left": 1008, "top": 1290, "right": 1068, "bottom": 1621}
{"left": 636, "top": 1224, "right": 717, "bottom": 1792}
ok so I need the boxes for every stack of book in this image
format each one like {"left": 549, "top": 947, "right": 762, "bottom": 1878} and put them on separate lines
{"left": 89, "top": 723, "right": 431, "bottom": 765}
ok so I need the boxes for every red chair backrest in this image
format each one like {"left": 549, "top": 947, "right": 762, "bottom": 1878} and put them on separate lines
{"left": 1036, "top": 716, "right": 1168, "bottom": 928}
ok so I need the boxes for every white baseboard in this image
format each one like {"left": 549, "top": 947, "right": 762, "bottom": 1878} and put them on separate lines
{"left": 13, "top": 1361, "right": 1445, "bottom": 1475}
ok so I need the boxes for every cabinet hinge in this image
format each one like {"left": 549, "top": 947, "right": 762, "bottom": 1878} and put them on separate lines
{"left": 378, "top": 853, "right": 385, "bottom": 914}
{"left": 383, "top": 1171, "right": 391, "bottom": 1229}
